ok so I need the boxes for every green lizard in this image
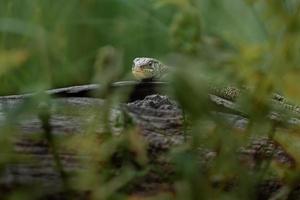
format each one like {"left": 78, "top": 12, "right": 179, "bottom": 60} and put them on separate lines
{"left": 132, "top": 57, "right": 240, "bottom": 100}
{"left": 132, "top": 57, "right": 300, "bottom": 117}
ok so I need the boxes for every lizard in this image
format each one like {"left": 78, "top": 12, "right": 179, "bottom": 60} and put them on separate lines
{"left": 132, "top": 57, "right": 239, "bottom": 99}
{"left": 132, "top": 57, "right": 300, "bottom": 119}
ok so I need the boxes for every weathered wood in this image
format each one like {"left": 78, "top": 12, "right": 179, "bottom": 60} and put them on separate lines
{"left": 0, "top": 86, "right": 298, "bottom": 199}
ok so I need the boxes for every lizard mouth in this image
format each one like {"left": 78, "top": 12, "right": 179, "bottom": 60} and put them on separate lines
{"left": 132, "top": 69, "right": 153, "bottom": 80}
{"left": 132, "top": 70, "right": 145, "bottom": 77}
{"left": 132, "top": 68, "right": 143, "bottom": 73}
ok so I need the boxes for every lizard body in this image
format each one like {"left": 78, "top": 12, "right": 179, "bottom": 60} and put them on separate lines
{"left": 132, "top": 57, "right": 300, "bottom": 116}
{"left": 132, "top": 57, "right": 241, "bottom": 100}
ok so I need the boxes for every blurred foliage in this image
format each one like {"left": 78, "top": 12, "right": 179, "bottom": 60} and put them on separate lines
{"left": 0, "top": 0, "right": 173, "bottom": 94}
{"left": 0, "top": 0, "right": 300, "bottom": 199}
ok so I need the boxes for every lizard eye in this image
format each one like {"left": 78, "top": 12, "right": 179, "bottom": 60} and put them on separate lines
{"left": 148, "top": 61, "right": 154, "bottom": 67}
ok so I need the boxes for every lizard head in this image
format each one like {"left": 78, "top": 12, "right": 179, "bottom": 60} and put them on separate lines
{"left": 132, "top": 57, "right": 162, "bottom": 80}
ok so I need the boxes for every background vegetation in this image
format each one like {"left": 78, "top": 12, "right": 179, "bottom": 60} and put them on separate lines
{"left": 0, "top": 0, "right": 300, "bottom": 199}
